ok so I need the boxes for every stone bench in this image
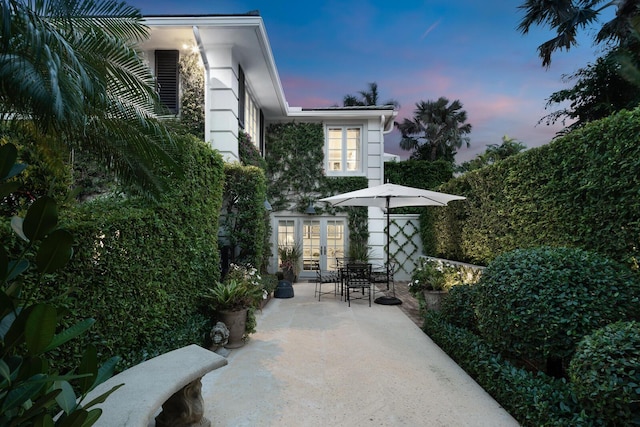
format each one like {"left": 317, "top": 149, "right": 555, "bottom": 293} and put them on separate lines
{"left": 84, "top": 344, "right": 227, "bottom": 427}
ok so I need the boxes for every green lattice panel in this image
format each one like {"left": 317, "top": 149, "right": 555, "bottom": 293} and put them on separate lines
{"left": 386, "top": 216, "right": 421, "bottom": 279}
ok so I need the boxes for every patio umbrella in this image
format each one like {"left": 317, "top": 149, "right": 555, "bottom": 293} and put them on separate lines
{"left": 319, "top": 183, "right": 466, "bottom": 305}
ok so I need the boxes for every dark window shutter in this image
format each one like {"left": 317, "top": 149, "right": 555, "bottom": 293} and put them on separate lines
{"left": 155, "top": 50, "right": 179, "bottom": 114}
{"left": 238, "top": 65, "right": 245, "bottom": 127}
{"left": 259, "top": 109, "right": 265, "bottom": 155}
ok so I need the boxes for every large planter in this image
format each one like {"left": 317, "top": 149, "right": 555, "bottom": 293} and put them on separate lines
{"left": 219, "top": 308, "right": 248, "bottom": 349}
{"left": 423, "top": 290, "right": 448, "bottom": 312}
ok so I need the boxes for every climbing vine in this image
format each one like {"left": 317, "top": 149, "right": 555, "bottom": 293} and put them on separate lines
{"left": 264, "top": 122, "right": 369, "bottom": 244}
{"left": 178, "top": 51, "right": 205, "bottom": 139}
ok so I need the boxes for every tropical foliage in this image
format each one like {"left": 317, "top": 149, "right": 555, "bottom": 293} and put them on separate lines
{"left": 0, "top": 0, "right": 181, "bottom": 197}
{"left": 342, "top": 82, "right": 399, "bottom": 107}
{"left": 540, "top": 48, "right": 640, "bottom": 130}
{"left": 397, "top": 97, "right": 471, "bottom": 162}
{"left": 517, "top": 0, "right": 640, "bottom": 67}
{"left": 456, "top": 135, "right": 527, "bottom": 173}
{"left": 0, "top": 144, "right": 121, "bottom": 426}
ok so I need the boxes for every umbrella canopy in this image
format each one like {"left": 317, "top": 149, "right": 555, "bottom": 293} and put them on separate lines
{"left": 319, "top": 183, "right": 466, "bottom": 209}
{"left": 319, "top": 183, "right": 466, "bottom": 304}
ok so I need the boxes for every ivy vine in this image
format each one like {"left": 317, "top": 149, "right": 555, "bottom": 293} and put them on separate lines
{"left": 264, "top": 122, "right": 369, "bottom": 245}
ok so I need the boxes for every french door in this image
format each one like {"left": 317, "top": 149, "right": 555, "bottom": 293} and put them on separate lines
{"left": 276, "top": 217, "right": 346, "bottom": 279}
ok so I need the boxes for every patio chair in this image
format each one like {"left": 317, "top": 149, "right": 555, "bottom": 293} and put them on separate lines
{"left": 313, "top": 261, "right": 339, "bottom": 301}
{"left": 345, "top": 263, "right": 373, "bottom": 307}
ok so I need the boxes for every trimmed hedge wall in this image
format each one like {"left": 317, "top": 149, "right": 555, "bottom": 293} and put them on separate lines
{"left": 220, "top": 163, "right": 267, "bottom": 268}
{"left": 19, "top": 135, "right": 225, "bottom": 371}
{"left": 433, "top": 108, "right": 640, "bottom": 265}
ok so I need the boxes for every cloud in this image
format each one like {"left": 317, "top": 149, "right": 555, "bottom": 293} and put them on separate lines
{"left": 420, "top": 19, "right": 441, "bottom": 40}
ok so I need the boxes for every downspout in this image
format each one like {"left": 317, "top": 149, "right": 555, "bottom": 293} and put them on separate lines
{"left": 380, "top": 115, "right": 386, "bottom": 183}
{"left": 193, "top": 26, "right": 210, "bottom": 142}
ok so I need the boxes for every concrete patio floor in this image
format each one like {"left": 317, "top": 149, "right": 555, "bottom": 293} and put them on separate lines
{"left": 201, "top": 282, "right": 520, "bottom": 426}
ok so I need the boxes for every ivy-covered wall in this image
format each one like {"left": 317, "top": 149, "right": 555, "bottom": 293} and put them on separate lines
{"left": 264, "top": 122, "right": 368, "bottom": 245}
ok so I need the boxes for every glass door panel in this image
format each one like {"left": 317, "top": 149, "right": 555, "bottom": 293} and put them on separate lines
{"left": 325, "top": 220, "right": 345, "bottom": 271}
{"left": 302, "top": 220, "right": 320, "bottom": 272}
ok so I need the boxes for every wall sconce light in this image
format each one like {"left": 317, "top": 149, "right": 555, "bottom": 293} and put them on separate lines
{"left": 264, "top": 199, "right": 273, "bottom": 211}
{"left": 305, "top": 201, "right": 316, "bottom": 215}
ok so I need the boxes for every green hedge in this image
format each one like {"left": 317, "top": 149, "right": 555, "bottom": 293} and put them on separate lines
{"left": 475, "top": 247, "right": 640, "bottom": 374}
{"left": 423, "top": 313, "right": 598, "bottom": 426}
{"left": 434, "top": 108, "right": 640, "bottom": 265}
{"left": 569, "top": 321, "right": 640, "bottom": 424}
{"left": 221, "top": 163, "right": 267, "bottom": 268}
{"left": 18, "top": 135, "right": 225, "bottom": 371}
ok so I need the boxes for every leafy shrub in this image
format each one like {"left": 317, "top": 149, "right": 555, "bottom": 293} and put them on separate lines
{"left": 423, "top": 312, "right": 594, "bottom": 426}
{"left": 475, "top": 246, "right": 640, "bottom": 375}
{"left": 408, "top": 257, "right": 446, "bottom": 296}
{"left": 569, "top": 321, "right": 640, "bottom": 425}
{"left": 440, "top": 284, "right": 478, "bottom": 332}
{"left": 0, "top": 143, "right": 119, "bottom": 426}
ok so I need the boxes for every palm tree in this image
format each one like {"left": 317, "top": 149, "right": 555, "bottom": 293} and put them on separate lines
{"left": 0, "top": 0, "right": 180, "bottom": 197}
{"left": 518, "top": 0, "right": 640, "bottom": 67}
{"left": 396, "top": 97, "right": 472, "bottom": 162}
{"left": 343, "top": 82, "right": 399, "bottom": 107}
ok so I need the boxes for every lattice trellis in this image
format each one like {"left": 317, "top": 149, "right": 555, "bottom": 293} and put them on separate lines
{"left": 385, "top": 215, "right": 422, "bottom": 281}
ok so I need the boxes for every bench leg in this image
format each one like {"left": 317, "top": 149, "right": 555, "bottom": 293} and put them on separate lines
{"left": 155, "top": 377, "right": 211, "bottom": 427}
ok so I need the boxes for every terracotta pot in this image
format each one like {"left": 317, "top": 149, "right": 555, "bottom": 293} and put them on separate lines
{"left": 423, "top": 290, "right": 448, "bottom": 311}
{"left": 219, "top": 308, "right": 248, "bottom": 349}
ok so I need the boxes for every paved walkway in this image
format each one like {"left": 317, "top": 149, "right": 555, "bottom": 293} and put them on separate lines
{"left": 201, "top": 282, "right": 519, "bottom": 426}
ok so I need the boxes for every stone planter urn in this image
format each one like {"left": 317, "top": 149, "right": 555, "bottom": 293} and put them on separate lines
{"left": 423, "top": 290, "right": 448, "bottom": 311}
{"left": 219, "top": 308, "right": 248, "bottom": 349}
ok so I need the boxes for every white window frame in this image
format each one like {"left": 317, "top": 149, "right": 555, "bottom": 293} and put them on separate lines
{"left": 244, "top": 89, "right": 260, "bottom": 147}
{"left": 325, "top": 125, "right": 363, "bottom": 175}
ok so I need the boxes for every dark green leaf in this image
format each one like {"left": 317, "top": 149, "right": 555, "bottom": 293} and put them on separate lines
{"left": 0, "top": 143, "right": 18, "bottom": 179}
{"left": 7, "top": 259, "right": 29, "bottom": 281}
{"left": 57, "top": 408, "right": 89, "bottom": 427}
{"left": 43, "top": 318, "right": 95, "bottom": 353}
{"left": 77, "top": 345, "right": 97, "bottom": 394}
{"left": 25, "top": 304, "right": 57, "bottom": 355}
{"left": 1, "top": 373, "right": 46, "bottom": 413}
{"left": 0, "top": 246, "right": 7, "bottom": 283}
{"left": 23, "top": 196, "right": 58, "bottom": 241}
{"left": 35, "top": 229, "right": 73, "bottom": 274}
{"left": 88, "top": 356, "right": 120, "bottom": 394}
{"left": 81, "top": 383, "right": 124, "bottom": 410}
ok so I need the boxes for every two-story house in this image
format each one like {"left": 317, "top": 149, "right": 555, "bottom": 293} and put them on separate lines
{"left": 140, "top": 12, "right": 405, "bottom": 280}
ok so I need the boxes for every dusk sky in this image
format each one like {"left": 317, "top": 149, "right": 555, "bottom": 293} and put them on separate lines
{"left": 129, "top": 0, "right": 606, "bottom": 164}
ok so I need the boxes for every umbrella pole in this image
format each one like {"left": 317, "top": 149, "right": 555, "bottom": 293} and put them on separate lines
{"left": 374, "top": 196, "right": 402, "bottom": 305}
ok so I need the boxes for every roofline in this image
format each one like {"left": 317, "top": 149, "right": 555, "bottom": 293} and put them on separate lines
{"left": 143, "top": 15, "right": 289, "bottom": 116}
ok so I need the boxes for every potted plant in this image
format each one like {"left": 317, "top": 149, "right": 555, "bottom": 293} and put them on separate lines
{"left": 408, "top": 258, "right": 447, "bottom": 311}
{"left": 278, "top": 243, "right": 301, "bottom": 283}
{"left": 205, "top": 264, "right": 265, "bottom": 348}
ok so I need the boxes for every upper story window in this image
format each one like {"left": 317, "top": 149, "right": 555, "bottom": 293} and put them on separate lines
{"left": 327, "top": 126, "right": 362, "bottom": 173}
{"left": 244, "top": 90, "right": 260, "bottom": 145}
{"left": 238, "top": 65, "right": 261, "bottom": 148}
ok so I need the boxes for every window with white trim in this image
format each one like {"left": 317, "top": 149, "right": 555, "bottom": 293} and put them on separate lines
{"left": 244, "top": 90, "right": 260, "bottom": 146}
{"left": 327, "top": 126, "right": 362, "bottom": 173}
